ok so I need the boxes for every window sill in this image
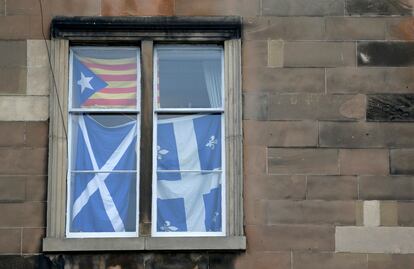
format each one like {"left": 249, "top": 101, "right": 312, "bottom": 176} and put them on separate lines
{"left": 42, "top": 236, "right": 246, "bottom": 252}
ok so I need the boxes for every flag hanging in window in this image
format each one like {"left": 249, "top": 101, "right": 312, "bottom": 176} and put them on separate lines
{"left": 70, "top": 115, "right": 137, "bottom": 233}
{"left": 72, "top": 49, "right": 138, "bottom": 108}
{"left": 156, "top": 114, "right": 223, "bottom": 233}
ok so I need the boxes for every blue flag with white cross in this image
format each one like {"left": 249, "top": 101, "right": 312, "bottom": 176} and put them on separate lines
{"left": 156, "top": 114, "right": 222, "bottom": 233}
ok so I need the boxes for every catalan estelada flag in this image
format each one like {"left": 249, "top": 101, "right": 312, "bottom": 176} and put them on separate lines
{"left": 73, "top": 51, "right": 137, "bottom": 108}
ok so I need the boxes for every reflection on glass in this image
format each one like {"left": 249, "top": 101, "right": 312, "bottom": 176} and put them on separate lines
{"left": 71, "top": 47, "right": 139, "bottom": 109}
{"left": 156, "top": 46, "right": 223, "bottom": 109}
{"left": 156, "top": 172, "right": 222, "bottom": 233}
{"left": 69, "top": 172, "right": 137, "bottom": 233}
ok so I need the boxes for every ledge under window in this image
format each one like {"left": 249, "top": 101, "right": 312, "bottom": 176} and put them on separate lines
{"left": 43, "top": 236, "right": 246, "bottom": 252}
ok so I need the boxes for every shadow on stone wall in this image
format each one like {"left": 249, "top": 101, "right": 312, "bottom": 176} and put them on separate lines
{"left": 0, "top": 253, "right": 241, "bottom": 269}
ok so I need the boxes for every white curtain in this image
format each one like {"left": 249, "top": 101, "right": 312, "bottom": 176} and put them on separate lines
{"left": 203, "top": 61, "right": 222, "bottom": 108}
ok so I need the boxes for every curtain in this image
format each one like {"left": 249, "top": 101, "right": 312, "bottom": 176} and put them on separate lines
{"left": 203, "top": 61, "right": 222, "bottom": 108}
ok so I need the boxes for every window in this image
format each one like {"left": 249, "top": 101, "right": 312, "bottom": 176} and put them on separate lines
{"left": 67, "top": 47, "right": 141, "bottom": 237}
{"left": 153, "top": 45, "right": 225, "bottom": 236}
{"left": 44, "top": 17, "right": 244, "bottom": 251}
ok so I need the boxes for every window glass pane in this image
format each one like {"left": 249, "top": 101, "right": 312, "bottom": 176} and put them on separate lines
{"left": 156, "top": 114, "right": 222, "bottom": 172}
{"left": 156, "top": 172, "right": 223, "bottom": 233}
{"left": 155, "top": 45, "right": 223, "bottom": 109}
{"left": 70, "top": 47, "right": 140, "bottom": 110}
{"left": 70, "top": 114, "right": 138, "bottom": 172}
{"left": 69, "top": 172, "right": 137, "bottom": 233}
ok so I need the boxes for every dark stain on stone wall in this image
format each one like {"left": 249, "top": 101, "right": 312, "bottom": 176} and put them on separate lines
{"left": 367, "top": 94, "right": 414, "bottom": 121}
{"left": 0, "top": 253, "right": 240, "bottom": 269}
{"left": 346, "top": 0, "right": 412, "bottom": 15}
{"left": 358, "top": 42, "right": 414, "bottom": 67}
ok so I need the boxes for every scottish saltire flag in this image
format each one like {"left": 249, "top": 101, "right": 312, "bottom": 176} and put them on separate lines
{"left": 156, "top": 114, "right": 223, "bottom": 233}
{"left": 70, "top": 115, "right": 137, "bottom": 233}
{"left": 72, "top": 49, "right": 138, "bottom": 108}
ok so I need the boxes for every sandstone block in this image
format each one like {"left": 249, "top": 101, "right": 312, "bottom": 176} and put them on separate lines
{"left": 307, "top": 176, "right": 357, "bottom": 200}
{"left": 284, "top": 41, "right": 356, "bottom": 67}
{"left": 268, "top": 148, "right": 339, "bottom": 175}
{"left": 339, "top": 149, "right": 389, "bottom": 175}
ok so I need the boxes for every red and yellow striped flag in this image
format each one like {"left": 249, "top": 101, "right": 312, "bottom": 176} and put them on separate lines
{"left": 78, "top": 55, "right": 138, "bottom": 108}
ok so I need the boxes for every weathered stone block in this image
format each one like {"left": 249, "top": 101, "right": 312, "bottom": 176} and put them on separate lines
{"left": 0, "top": 122, "right": 25, "bottom": 147}
{"left": 0, "top": 41, "right": 26, "bottom": 67}
{"left": 50, "top": 0, "right": 100, "bottom": 16}
{"left": 0, "top": 0, "right": 4, "bottom": 15}
{"left": 307, "top": 176, "right": 357, "bottom": 200}
{"left": 268, "top": 40, "right": 284, "bottom": 68}
{"left": 339, "top": 149, "right": 389, "bottom": 175}
{"left": 325, "top": 17, "right": 386, "bottom": 40}
{"left": 358, "top": 42, "right": 414, "bottom": 67}
{"left": 28, "top": 15, "right": 52, "bottom": 40}
{"left": 246, "top": 224, "right": 335, "bottom": 251}
{"left": 0, "top": 67, "right": 26, "bottom": 94}
{"left": 243, "top": 93, "right": 268, "bottom": 120}
{"left": 262, "top": 0, "right": 344, "bottom": 16}
{"left": 245, "top": 174, "right": 306, "bottom": 200}
{"left": 27, "top": 67, "right": 49, "bottom": 95}
{"left": 380, "top": 201, "right": 398, "bottom": 226}
{"left": 0, "top": 202, "right": 45, "bottom": 227}
{"left": 268, "top": 148, "right": 339, "bottom": 175}
{"left": 0, "top": 148, "right": 47, "bottom": 175}
{"left": 244, "top": 120, "right": 318, "bottom": 147}
{"left": 27, "top": 40, "right": 49, "bottom": 68}
{"left": 22, "top": 228, "right": 45, "bottom": 254}
{"left": 367, "top": 94, "right": 414, "bottom": 122}
{"left": 293, "top": 252, "right": 367, "bottom": 269}
{"left": 327, "top": 67, "right": 414, "bottom": 94}
{"left": 360, "top": 176, "right": 414, "bottom": 200}
{"left": 284, "top": 42, "right": 356, "bottom": 67}
{"left": 0, "top": 16, "right": 31, "bottom": 39}
{"left": 25, "top": 121, "right": 48, "bottom": 147}
{"left": 245, "top": 199, "right": 267, "bottom": 225}
{"left": 175, "top": 0, "right": 259, "bottom": 16}
{"left": 244, "top": 146, "right": 266, "bottom": 175}
{"left": 242, "top": 40, "right": 267, "bottom": 69}
{"left": 268, "top": 94, "right": 365, "bottom": 121}
{"left": 368, "top": 254, "right": 414, "bottom": 269}
{"left": 6, "top": 0, "right": 47, "bottom": 15}
{"left": 391, "top": 149, "right": 414, "bottom": 175}
{"left": 243, "top": 67, "right": 325, "bottom": 93}
{"left": 234, "top": 252, "right": 291, "bottom": 269}
{"left": 26, "top": 176, "right": 47, "bottom": 201}
{"left": 336, "top": 226, "right": 414, "bottom": 253}
{"left": 398, "top": 202, "right": 414, "bottom": 226}
{"left": 0, "top": 96, "right": 48, "bottom": 121}
{"left": 0, "top": 176, "right": 25, "bottom": 202}
{"left": 266, "top": 200, "right": 356, "bottom": 225}
{"left": 102, "top": 0, "right": 174, "bottom": 16}
{"left": 346, "top": 0, "right": 412, "bottom": 15}
{"left": 319, "top": 122, "right": 414, "bottom": 148}
{"left": 387, "top": 17, "right": 414, "bottom": 41}
{"left": 364, "top": 200, "right": 381, "bottom": 227}
{"left": 0, "top": 229, "right": 21, "bottom": 254}
{"left": 243, "top": 17, "right": 324, "bottom": 41}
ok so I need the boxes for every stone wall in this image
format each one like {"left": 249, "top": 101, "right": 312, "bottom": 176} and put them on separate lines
{"left": 1, "top": 0, "right": 414, "bottom": 268}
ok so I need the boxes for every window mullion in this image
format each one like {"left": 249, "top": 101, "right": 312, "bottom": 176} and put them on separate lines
{"left": 139, "top": 40, "right": 154, "bottom": 236}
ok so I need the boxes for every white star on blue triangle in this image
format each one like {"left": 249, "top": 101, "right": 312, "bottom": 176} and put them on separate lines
{"left": 73, "top": 56, "right": 108, "bottom": 105}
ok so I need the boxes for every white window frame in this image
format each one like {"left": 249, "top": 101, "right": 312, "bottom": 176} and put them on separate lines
{"left": 65, "top": 47, "right": 142, "bottom": 238}
{"left": 151, "top": 45, "right": 226, "bottom": 237}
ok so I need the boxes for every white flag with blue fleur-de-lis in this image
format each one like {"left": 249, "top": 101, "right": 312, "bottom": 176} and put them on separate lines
{"left": 156, "top": 114, "right": 222, "bottom": 233}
